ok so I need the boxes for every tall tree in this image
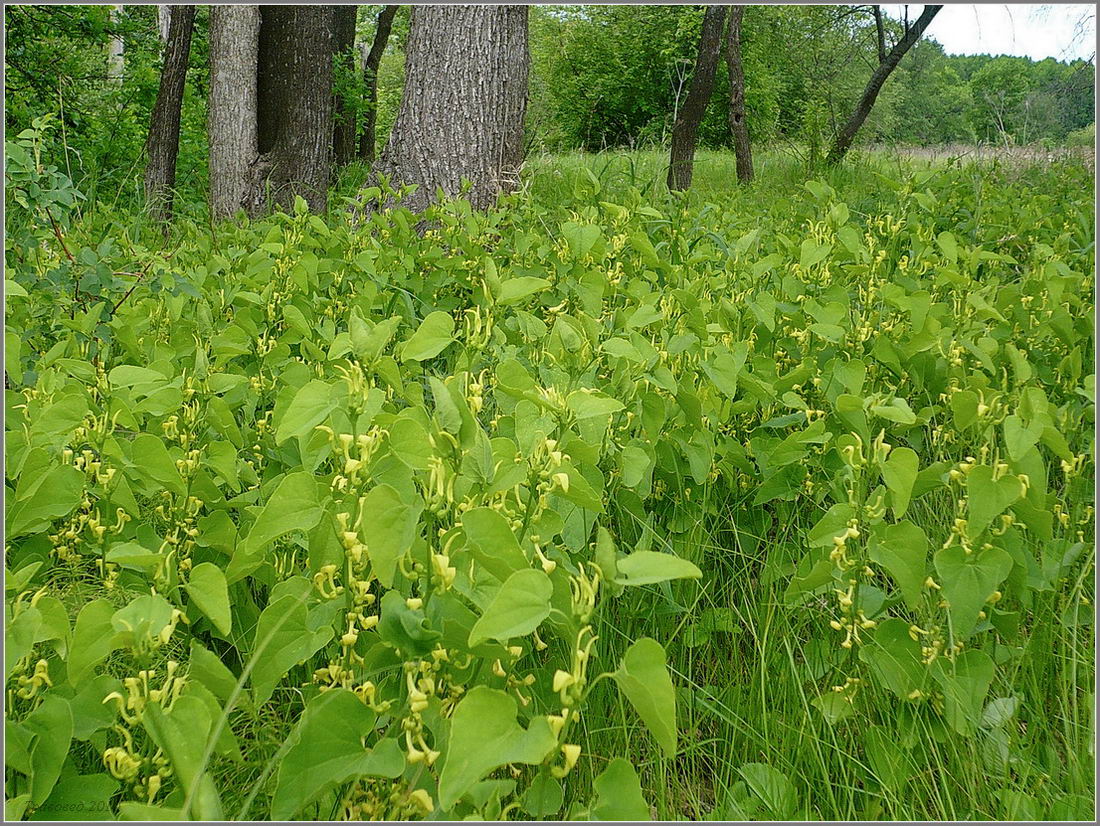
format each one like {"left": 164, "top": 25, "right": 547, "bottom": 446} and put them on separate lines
{"left": 358, "top": 5, "right": 397, "bottom": 163}
{"left": 667, "top": 5, "right": 728, "bottom": 191}
{"left": 144, "top": 4, "right": 196, "bottom": 224}
{"left": 158, "top": 6, "right": 171, "bottom": 44}
{"left": 255, "top": 6, "right": 336, "bottom": 213}
{"left": 106, "top": 5, "right": 125, "bottom": 83}
{"left": 369, "top": 5, "right": 528, "bottom": 213}
{"left": 331, "top": 5, "right": 359, "bottom": 169}
{"left": 726, "top": 5, "right": 753, "bottom": 183}
{"left": 208, "top": 5, "right": 260, "bottom": 219}
{"left": 827, "top": 4, "right": 943, "bottom": 164}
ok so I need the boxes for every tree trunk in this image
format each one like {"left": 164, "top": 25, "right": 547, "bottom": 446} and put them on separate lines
{"left": 107, "top": 5, "right": 125, "bottom": 84}
{"left": 358, "top": 5, "right": 397, "bottom": 164}
{"left": 827, "top": 4, "right": 942, "bottom": 165}
{"left": 667, "top": 5, "right": 728, "bottom": 192}
{"left": 332, "top": 5, "right": 359, "bottom": 169}
{"left": 370, "top": 5, "right": 529, "bottom": 213}
{"left": 726, "top": 5, "right": 753, "bottom": 183}
{"left": 158, "top": 6, "right": 171, "bottom": 44}
{"left": 143, "top": 4, "right": 196, "bottom": 224}
{"left": 872, "top": 6, "right": 886, "bottom": 65}
{"left": 254, "top": 6, "right": 335, "bottom": 213}
{"left": 208, "top": 5, "right": 260, "bottom": 220}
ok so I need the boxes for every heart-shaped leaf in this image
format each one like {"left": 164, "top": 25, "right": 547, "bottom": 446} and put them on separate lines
{"left": 934, "top": 544, "right": 1013, "bottom": 638}
{"left": 468, "top": 568, "right": 553, "bottom": 646}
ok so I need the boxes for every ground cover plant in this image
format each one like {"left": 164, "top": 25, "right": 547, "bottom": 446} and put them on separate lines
{"left": 5, "top": 119, "right": 1095, "bottom": 821}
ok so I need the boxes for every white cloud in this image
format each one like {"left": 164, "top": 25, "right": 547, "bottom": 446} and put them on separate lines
{"left": 883, "top": 4, "right": 1096, "bottom": 62}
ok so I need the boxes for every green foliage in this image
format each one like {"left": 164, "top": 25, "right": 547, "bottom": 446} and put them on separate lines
{"left": 4, "top": 145, "right": 1094, "bottom": 821}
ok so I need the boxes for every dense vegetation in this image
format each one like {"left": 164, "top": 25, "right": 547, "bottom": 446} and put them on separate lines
{"left": 6, "top": 106, "right": 1095, "bottom": 819}
{"left": 4, "top": 3, "right": 1096, "bottom": 823}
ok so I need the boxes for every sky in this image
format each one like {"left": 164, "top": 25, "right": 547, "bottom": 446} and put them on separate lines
{"left": 882, "top": 4, "right": 1096, "bottom": 62}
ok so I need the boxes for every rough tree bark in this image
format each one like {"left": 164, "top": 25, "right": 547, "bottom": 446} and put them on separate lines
{"left": 358, "top": 5, "right": 397, "bottom": 164}
{"left": 370, "top": 5, "right": 528, "bottom": 213}
{"left": 332, "top": 5, "right": 359, "bottom": 169}
{"left": 158, "top": 6, "right": 171, "bottom": 44}
{"left": 667, "top": 5, "right": 728, "bottom": 192}
{"left": 144, "top": 5, "right": 196, "bottom": 224}
{"left": 208, "top": 5, "right": 260, "bottom": 219}
{"left": 255, "top": 6, "right": 335, "bottom": 213}
{"left": 827, "top": 4, "right": 943, "bottom": 165}
{"left": 726, "top": 5, "right": 753, "bottom": 183}
{"left": 871, "top": 6, "right": 887, "bottom": 64}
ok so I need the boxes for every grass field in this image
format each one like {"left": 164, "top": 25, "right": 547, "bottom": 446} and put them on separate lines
{"left": 5, "top": 141, "right": 1095, "bottom": 821}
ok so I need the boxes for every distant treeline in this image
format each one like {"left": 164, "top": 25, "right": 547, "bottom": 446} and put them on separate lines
{"left": 527, "top": 6, "right": 1095, "bottom": 152}
{"left": 4, "top": 5, "right": 1094, "bottom": 207}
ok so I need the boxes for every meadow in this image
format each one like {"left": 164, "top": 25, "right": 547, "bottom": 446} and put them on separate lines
{"left": 5, "top": 133, "right": 1095, "bottom": 820}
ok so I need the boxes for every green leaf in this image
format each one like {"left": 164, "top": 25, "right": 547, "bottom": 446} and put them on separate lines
{"left": 67, "top": 599, "right": 123, "bottom": 683}
{"left": 590, "top": 758, "right": 650, "bottom": 820}
{"left": 6, "top": 464, "right": 84, "bottom": 538}
{"left": 69, "top": 675, "right": 125, "bottom": 741}
{"left": 934, "top": 545, "right": 1012, "bottom": 639}
{"left": 498, "top": 276, "right": 551, "bottom": 305}
{"left": 701, "top": 346, "right": 747, "bottom": 399}
{"left": 868, "top": 521, "right": 928, "bottom": 609}
{"left": 460, "top": 507, "right": 529, "bottom": 581}
{"left": 6, "top": 607, "right": 42, "bottom": 678}
{"left": 22, "top": 695, "right": 72, "bottom": 806}
{"left": 784, "top": 558, "right": 834, "bottom": 605}
{"left": 32, "top": 766, "right": 118, "bottom": 821}
{"left": 561, "top": 221, "right": 602, "bottom": 257}
{"left": 116, "top": 803, "right": 184, "bottom": 821}
{"left": 931, "top": 649, "right": 996, "bottom": 736}
{"left": 870, "top": 397, "right": 916, "bottom": 425}
{"left": 468, "top": 569, "right": 553, "bottom": 646}
{"left": 613, "top": 551, "right": 702, "bottom": 587}
{"left": 881, "top": 446, "right": 919, "bottom": 518}
{"left": 739, "top": 763, "right": 798, "bottom": 818}
{"left": 141, "top": 695, "right": 223, "bottom": 820}
{"left": 275, "top": 380, "right": 336, "bottom": 445}
{"left": 1003, "top": 414, "right": 1042, "bottom": 462}
{"left": 799, "top": 239, "right": 832, "bottom": 270}
{"left": 438, "top": 687, "right": 556, "bottom": 809}
{"left": 270, "top": 690, "right": 405, "bottom": 819}
{"left": 812, "top": 690, "right": 857, "bottom": 724}
{"left": 613, "top": 638, "right": 677, "bottom": 756}
{"left": 400, "top": 311, "right": 455, "bottom": 362}
{"left": 104, "top": 542, "right": 164, "bottom": 574}
{"left": 965, "top": 465, "right": 1021, "bottom": 539}
{"left": 354, "top": 314, "right": 402, "bottom": 362}
{"left": 187, "top": 641, "right": 239, "bottom": 705}
{"left": 858, "top": 618, "right": 927, "bottom": 699}
{"left": 229, "top": 472, "right": 324, "bottom": 583}
{"left": 251, "top": 594, "right": 333, "bottom": 706}
{"left": 620, "top": 443, "right": 652, "bottom": 489}
{"left": 566, "top": 389, "right": 624, "bottom": 420}
{"left": 807, "top": 503, "right": 856, "bottom": 547}
{"left": 523, "top": 773, "right": 563, "bottom": 817}
{"left": 377, "top": 590, "right": 442, "bottom": 656}
{"left": 387, "top": 417, "right": 434, "bottom": 470}
{"left": 185, "top": 563, "right": 232, "bottom": 635}
{"left": 358, "top": 484, "right": 422, "bottom": 588}
{"left": 936, "top": 231, "right": 958, "bottom": 264}
{"left": 5, "top": 279, "right": 28, "bottom": 297}
{"left": 950, "top": 389, "right": 980, "bottom": 429}
{"left": 111, "top": 594, "right": 175, "bottom": 650}
{"left": 129, "top": 434, "right": 186, "bottom": 495}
